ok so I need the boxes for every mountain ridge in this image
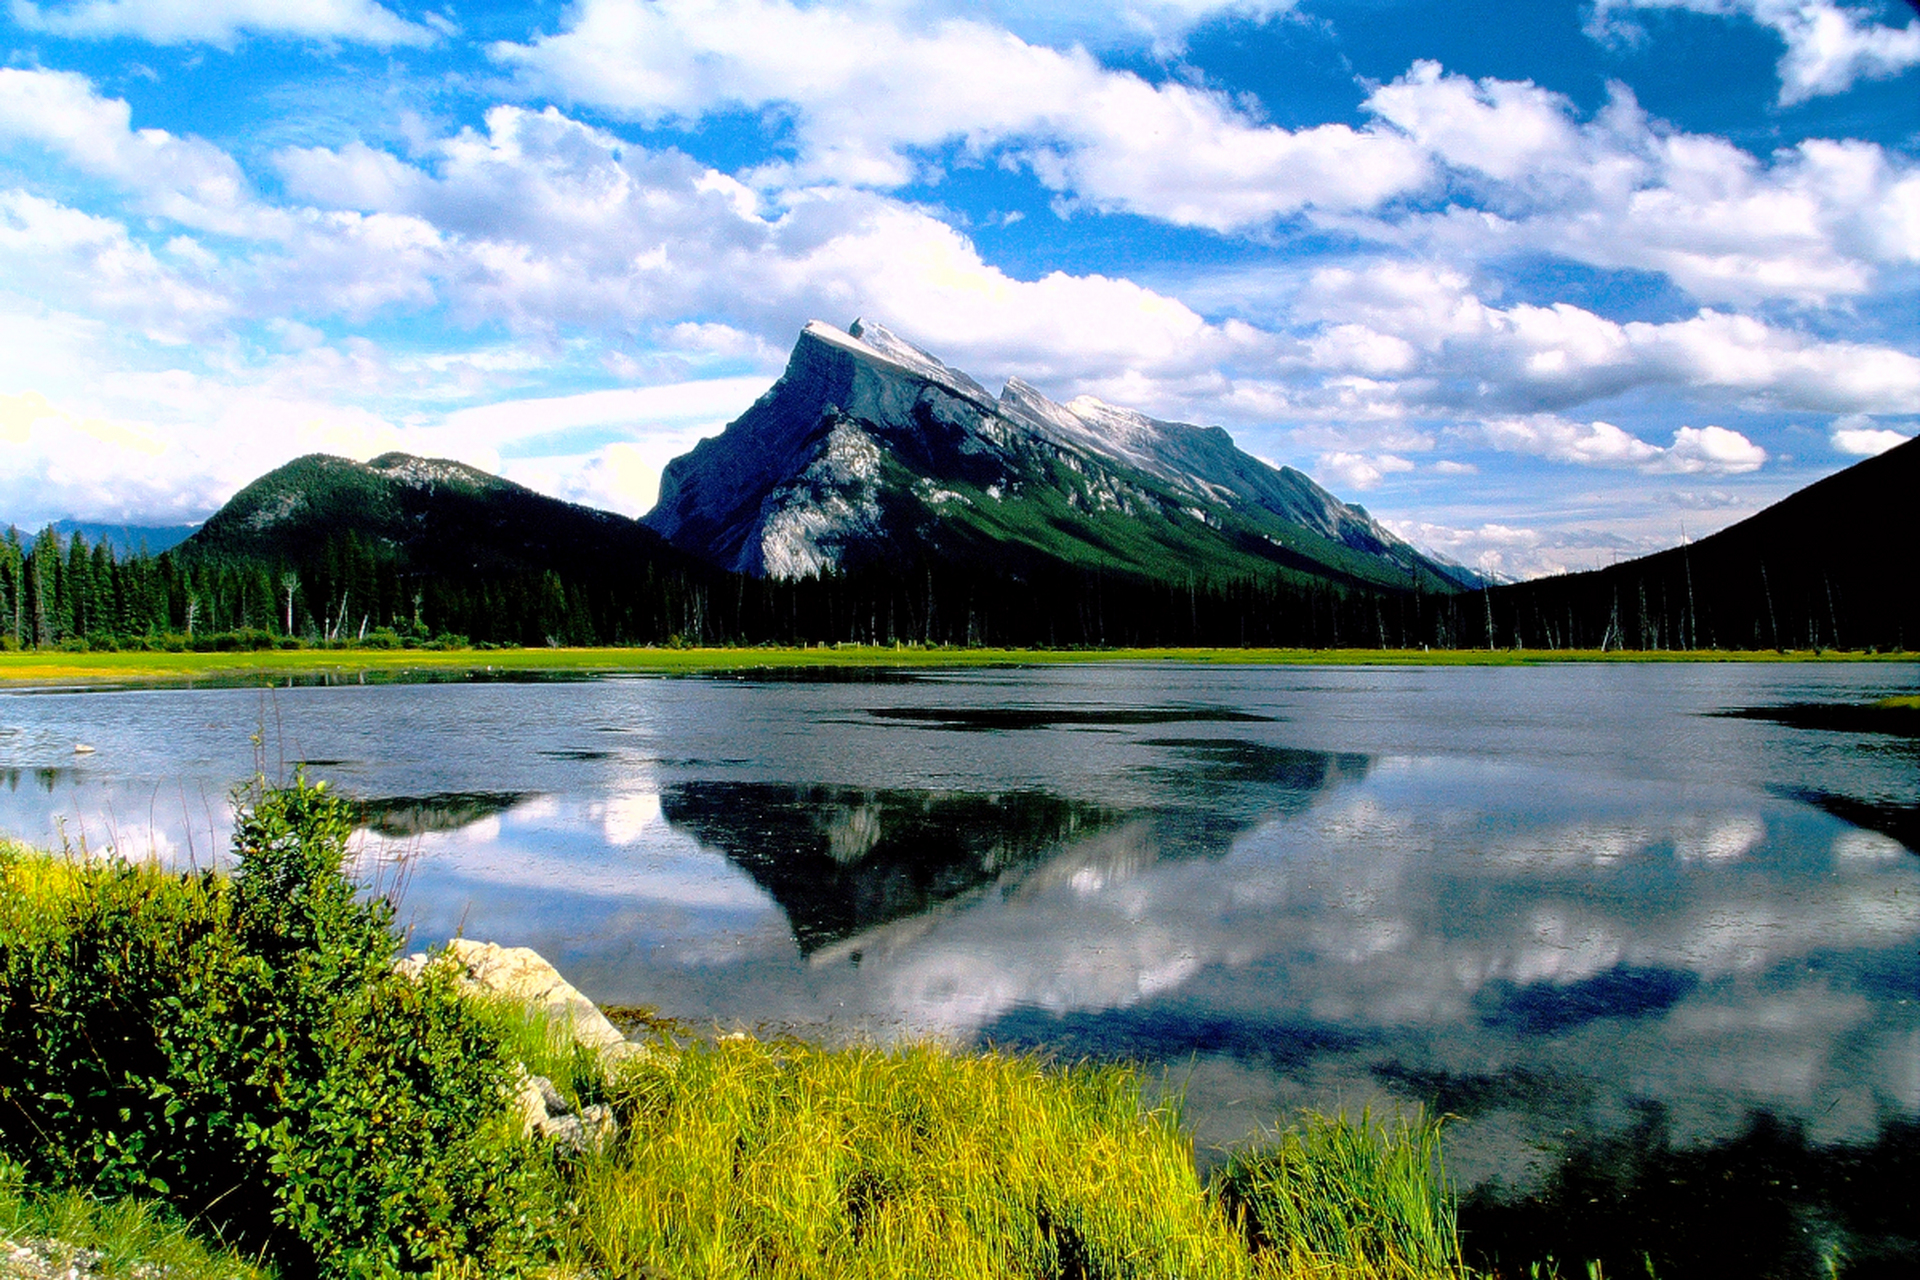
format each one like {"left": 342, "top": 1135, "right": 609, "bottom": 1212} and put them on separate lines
{"left": 646, "top": 319, "right": 1479, "bottom": 592}
{"left": 1479, "top": 433, "right": 1919, "bottom": 650}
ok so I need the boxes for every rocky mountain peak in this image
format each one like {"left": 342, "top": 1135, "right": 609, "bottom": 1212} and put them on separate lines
{"left": 646, "top": 319, "right": 1478, "bottom": 590}
{"left": 797, "top": 319, "right": 995, "bottom": 410}
{"left": 366, "top": 451, "right": 511, "bottom": 495}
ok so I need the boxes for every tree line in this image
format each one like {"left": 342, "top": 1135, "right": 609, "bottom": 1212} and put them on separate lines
{"left": 4, "top": 523, "right": 1906, "bottom": 653}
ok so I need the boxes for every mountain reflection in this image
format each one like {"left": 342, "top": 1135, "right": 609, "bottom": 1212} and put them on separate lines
{"left": 358, "top": 791, "right": 533, "bottom": 837}
{"left": 662, "top": 741, "right": 1370, "bottom": 958}
{"left": 1459, "top": 1106, "right": 1919, "bottom": 1280}
{"left": 659, "top": 784, "right": 1122, "bottom": 955}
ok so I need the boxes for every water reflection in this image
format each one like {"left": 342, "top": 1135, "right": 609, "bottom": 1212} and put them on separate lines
{"left": 1, "top": 766, "right": 76, "bottom": 793}
{"left": 1460, "top": 1108, "right": 1920, "bottom": 1280}
{"left": 1775, "top": 787, "right": 1919, "bottom": 854}
{"left": 866, "top": 705, "right": 1273, "bottom": 730}
{"left": 360, "top": 791, "right": 534, "bottom": 838}
{"left": 661, "top": 784, "right": 1124, "bottom": 955}
{"left": 3, "top": 663, "right": 1918, "bottom": 1276}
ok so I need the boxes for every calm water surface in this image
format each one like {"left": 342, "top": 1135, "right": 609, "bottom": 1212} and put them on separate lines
{"left": 3, "top": 662, "right": 1917, "bottom": 1267}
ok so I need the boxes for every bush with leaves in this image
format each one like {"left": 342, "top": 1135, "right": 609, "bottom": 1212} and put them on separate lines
{"left": 0, "top": 776, "right": 548, "bottom": 1278}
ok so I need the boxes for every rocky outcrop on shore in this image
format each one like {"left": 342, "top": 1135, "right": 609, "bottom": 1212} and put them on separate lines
{"left": 397, "top": 938, "right": 645, "bottom": 1150}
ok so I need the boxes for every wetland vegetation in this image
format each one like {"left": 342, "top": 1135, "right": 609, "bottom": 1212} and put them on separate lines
{"left": 0, "top": 783, "right": 1469, "bottom": 1279}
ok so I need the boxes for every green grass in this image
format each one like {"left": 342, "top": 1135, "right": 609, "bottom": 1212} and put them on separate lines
{"left": 0, "top": 643, "right": 1907, "bottom": 687}
{"left": 563, "top": 1038, "right": 1252, "bottom": 1280}
{"left": 1214, "top": 1109, "right": 1460, "bottom": 1280}
{"left": 0, "top": 1161, "right": 273, "bottom": 1280}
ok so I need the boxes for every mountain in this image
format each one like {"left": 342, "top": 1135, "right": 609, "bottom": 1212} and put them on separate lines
{"left": 50, "top": 520, "right": 201, "bottom": 555}
{"left": 176, "top": 451, "right": 720, "bottom": 645}
{"left": 646, "top": 320, "right": 1477, "bottom": 592}
{"left": 185, "top": 451, "right": 677, "bottom": 577}
{"left": 1479, "top": 434, "right": 1919, "bottom": 651}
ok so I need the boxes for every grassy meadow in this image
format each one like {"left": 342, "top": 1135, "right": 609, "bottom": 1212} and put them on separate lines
{"left": 0, "top": 642, "right": 1909, "bottom": 688}
{"left": 0, "top": 789, "right": 1471, "bottom": 1280}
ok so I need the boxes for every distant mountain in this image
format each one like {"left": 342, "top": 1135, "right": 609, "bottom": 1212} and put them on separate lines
{"left": 184, "top": 451, "right": 678, "bottom": 578}
{"left": 646, "top": 320, "right": 1478, "bottom": 593}
{"left": 1481, "top": 435, "right": 1919, "bottom": 651}
{"left": 1, "top": 520, "right": 200, "bottom": 555}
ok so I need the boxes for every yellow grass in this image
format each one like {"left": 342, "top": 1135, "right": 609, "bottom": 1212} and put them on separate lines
{"left": 0, "top": 643, "right": 1906, "bottom": 687}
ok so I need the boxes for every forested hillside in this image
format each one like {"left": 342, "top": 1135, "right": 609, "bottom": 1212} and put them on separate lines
{"left": 5, "top": 437, "right": 1909, "bottom": 654}
{"left": 0, "top": 519, "right": 1466, "bottom": 651}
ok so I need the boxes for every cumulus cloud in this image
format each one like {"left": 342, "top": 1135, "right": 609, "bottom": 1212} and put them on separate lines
{"left": 1477, "top": 415, "right": 1767, "bottom": 475}
{"left": 271, "top": 104, "right": 1261, "bottom": 385}
{"left": 1828, "top": 413, "right": 1916, "bottom": 455}
{"left": 0, "top": 68, "right": 266, "bottom": 234}
{"left": 486, "top": 14, "right": 1920, "bottom": 308}
{"left": 0, "top": 189, "right": 230, "bottom": 342}
{"left": 1593, "top": 0, "right": 1920, "bottom": 103}
{"left": 11, "top": 0, "right": 438, "bottom": 47}
{"left": 1288, "top": 263, "right": 1920, "bottom": 418}
{"left": 491, "top": 0, "right": 1431, "bottom": 230}
{"left": 1384, "top": 516, "right": 1687, "bottom": 580}
{"left": 1354, "top": 63, "right": 1920, "bottom": 307}
{"left": 1315, "top": 451, "right": 1415, "bottom": 491}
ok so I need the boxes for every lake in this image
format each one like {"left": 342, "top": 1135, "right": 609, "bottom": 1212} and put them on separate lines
{"left": 3, "top": 661, "right": 1917, "bottom": 1274}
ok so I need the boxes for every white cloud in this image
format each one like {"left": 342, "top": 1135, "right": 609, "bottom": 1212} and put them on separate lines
{"left": 489, "top": 22, "right": 1920, "bottom": 308}
{"left": 1479, "top": 415, "right": 1662, "bottom": 467}
{"left": 272, "top": 105, "right": 1251, "bottom": 384}
{"left": 1477, "top": 415, "right": 1767, "bottom": 474}
{"left": 492, "top": 0, "right": 1431, "bottom": 230}
{"left": 0, "top": 189, "right": 230, "bottom": 341}
{"left": 1828, "top": 413, "right": 1916, "bottom": 455}
{"left": 1657, "top": 423, "right": 1771, "bottom": 473}
{"left": 1593, "top": 0, "right": 1920, "bottom": 103}
{"left": 1366, "top": 60, "right": 1582, "bottom": 184}
{"left": 1315, "top": 451, "right": 1414, "bottom": 491}
{"left": 1290, "top": 263, "right": 1920, "bottom": 418}
{"left": 0, "top": 68, "right": 264, "bottom": 234}
{"left": 1353, "top": 64, "right": 1920, "bottom": 307}
{"left": 1383, "top": 516, "right": 1664, "bottom": 580}
{"left": 12, "top": 0, "right": 437, "bottom": 47}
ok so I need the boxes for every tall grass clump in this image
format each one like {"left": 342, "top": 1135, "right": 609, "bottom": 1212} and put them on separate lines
{"left": 564, "top": 1036, "right": 1253, "bottom": 1280}
{"left": 1213, "top": 1109, "right": 1460, "bottom": 1280}
{"left": 0, "top": 1155, "right": 271, "bottom": 1279}
{"left": 0, "top": 777, "right": 547, "bottom": 1278}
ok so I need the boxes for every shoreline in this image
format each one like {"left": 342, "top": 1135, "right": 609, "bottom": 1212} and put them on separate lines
{"left": 0, "top": 643, "right": 1912, "bottom": 688}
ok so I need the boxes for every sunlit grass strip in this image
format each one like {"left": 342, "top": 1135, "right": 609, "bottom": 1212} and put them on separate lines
{"left": 1, "top": 1163, "right": 272, "bottom": 1280}
{"left": 1214, "top": 1110, "right": 1460, "bottom": 1280}
{"left": 0, "top": 644, "right": 1907, "bottom": 686}
{"left": 568, "top": 1037, "right": 1257, "bottom": 1280}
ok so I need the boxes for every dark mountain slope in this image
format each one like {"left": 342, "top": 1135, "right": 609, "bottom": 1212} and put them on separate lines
{"left": 176, "top": 452, "right": 722, "bottom": 645}
{"left": 184, "top": 452, "right": 678, "bottom": 578}
{"left": 1481, "top": 435, "right": 1919, "bottom": 651}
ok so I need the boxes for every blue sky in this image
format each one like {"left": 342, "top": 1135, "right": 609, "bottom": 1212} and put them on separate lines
{"left": 1, "top": 0, "right": 1916, "bottom": 576}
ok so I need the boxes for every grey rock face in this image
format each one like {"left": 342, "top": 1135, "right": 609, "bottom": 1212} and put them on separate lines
{"left": 646, "top": 319, "right": 1468, "bottom": 588}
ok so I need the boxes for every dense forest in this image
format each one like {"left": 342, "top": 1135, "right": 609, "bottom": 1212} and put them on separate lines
{"left": 5, "top": 518, "right": 1910, "bottom": 653}
{"left": 0, "top": 522, "right": 1485, "bottom": 651}
{"left": 6, "top": 434, "right": 1911, "bottom": 654}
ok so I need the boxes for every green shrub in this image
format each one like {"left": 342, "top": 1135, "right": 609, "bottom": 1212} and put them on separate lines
{"left": 0, "top": 778, "right": 548, "bottom": 1278}
{"left": 1213, "top": 1109, "right": 1460, "bottom": 1279}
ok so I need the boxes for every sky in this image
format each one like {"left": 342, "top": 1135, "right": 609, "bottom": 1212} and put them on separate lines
{"left": 0, "top": 0, "right": 1916, "bottom": 578}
